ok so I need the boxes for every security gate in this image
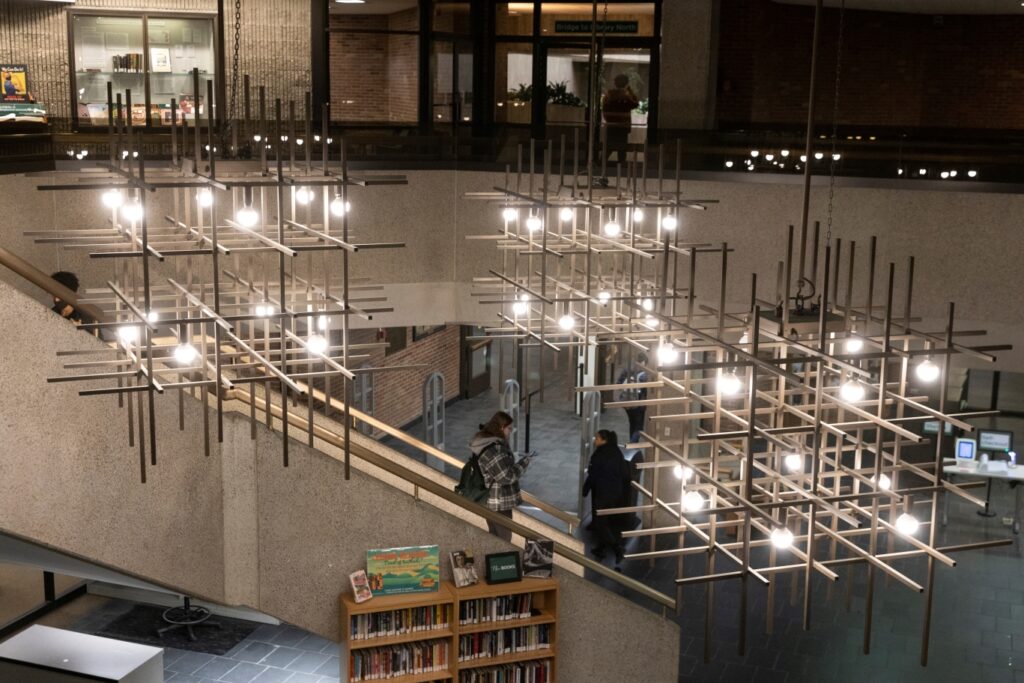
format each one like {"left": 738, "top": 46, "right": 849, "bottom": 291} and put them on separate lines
{"left": 501, "top": 378, "right": 521, "bottom": 454}
{"left": 423, "top": 372, "right": 445, "bottom": 450}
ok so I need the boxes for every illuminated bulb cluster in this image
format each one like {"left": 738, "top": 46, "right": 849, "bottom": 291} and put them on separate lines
{"left": 784, "top": 453, "right": 803, "bottom": 473}
{"left": 597, "top": 290, "right": 611, "bottom": 304}
{"left": 673, "top": 464, "right": 693, "bottom": 482}
{"left": 512, "top": 294, "right": 529, "bottom": 317}
{"left": 236, "top": 206, "right": 259, "bottom": 228}
{"left": 845, "top": 336, "right": 864, "bottom": 353}
{"left": 254, "top": 303, "right": 275, "bottom": 318}
{"left": 306, "top": 334, "right": 329, "bottom": 356}
{"left": 640, "top": 297, "right": 654, "bottom": 312}
{"left": 661, "top": 214, "right": 678, "bottom": 231}
{"left": 682, "top": 490, "right": 706, "bottom": 512}
{"left": 173, "top": 343, "right": 199, "bottom": 365}
{"left": 603, "top": 220, "right": 621, "bottom": 237}
{"left": 196, "top": 188, "right": 214, "bottom": 208}
{"left": 558, "top": 314, "right": 575, "bottom": 331}
{"left": 872, "top": 473, "right": 891, "bottom": 491}
{"left": 657, "top": 343, "right": 679, "bottom": 365}
{"left": 840, "top": 379, "right": 865, "bottom": 402}
{"left": 101, "top": 189, "right": 124, "bottom": 209}
{"left": 559, "top": 207, "right": 574, "bottom": 222}
{"left": 717, "top": 371, "right": 743, "bottom": 396}
{"left": 915, "top": 359, "right": 940, "bottom": 383}
{"left": 318, "top": 315, "right": 330, "bottom": 330}
{"left": 632, "top": 208, "right": 645, "bottom": 222}
{"left": 526, "top": 215, "right": 543, "bottom": 232}
{"left": 771, "top": 527, "right": 794, "bottom": 549}
{"left": 502, "top": 207, "right": 518, "bottom": 222}
{"left": 295, "top": 187, "right": 314, "bottom": 205}
{"left": 895, "top": 512, "right": 919, "bottom": 536}
{"left": 644, "top": 315, "right": 659, "bottom": 329}
{"left": 330, "top": 196, "right": 351, "bottom": 217}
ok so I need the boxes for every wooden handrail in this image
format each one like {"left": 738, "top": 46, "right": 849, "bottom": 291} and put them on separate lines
{"left": 0, "top": 245, "right": 107, "bottom": 323}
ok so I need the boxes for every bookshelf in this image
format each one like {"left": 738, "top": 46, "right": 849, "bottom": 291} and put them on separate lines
{"left": 340, "top": 578, "right": 558, "bottom": 683}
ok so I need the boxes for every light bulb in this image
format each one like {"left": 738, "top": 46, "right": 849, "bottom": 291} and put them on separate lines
{"left": 940, "top": 171, "right": 949, "bottom": 179}
{"left": 673, "top": 464, "right": 693, "bottom": 481}
{"left": 173, "top": 343, "right": 199, "bottom": 364}
{"left": 682, "top": 490, "right": 706, "bottom": 512}
{"left": 512, "top": 295, "right": 529, "bottom": 317}
{"left": 949, "top": 170, "right": 957, "bottom": 178}
{"left": 845, "top": 337, "right": 864, "bottom": 353}
{"left": 101, "top": 189, "right": 124, "bottom": 208}
{"left": 919, "top": 168, "right": 927, "bottom": 175}
{"left": 784, "top": 453, "right": 803, "bottom": 473}
{"left": 295, "top": 187, "right": 314, "bottom": 204}
{"left": 146, "top": 310, "right": 159, "bottom": 324}
{"left": 968, "top": 170, "right": 978, "bottom": 178}
{"left": 718, "top": 371, "right": 743, "bottom": 396}
{"left": 558, "top": 314, "right": 575, "bottom": 331}
{"left": 725, "top": 161, "right": 734, "bottom": 168}
{"left": 814, "top": 152, "right": 824, "bottom": 160}
{"left": 117, "top": 325, "right": 140, "bottom": 343}
{"left": 800, "top": 155, "right": 808, "bottom": 162}
{"left": 603, "top": 220, "right": 621, "bottom": 237}
{"left": 253, "top": 134, "right": 262, "bottom": 142}
{"left": 559, "top": 207, "right": 574, "bottom": 222}
{"left": 255, "top": 303, "right": 275, "bottom": 318}
{"left": 597, "top": 290, "right": 611, "bottom": 304}
{"left": 318, "top": 315, "right": 329, "bottom": 330}
{"left": 661, "top": 214, "right": 678, "bottom": 231}
{"left": 121, "top": 200, "right": 144, "bottom": 222}
{"left": 306, "top": 333, "right": 329, "bottom": 355}
{"left": 236, "top": 206, "right": 259, "bottom": 228}
{"left": 196, "top": 188, "right": 214, "bottom": 207}
{"left": 502, "top": 207, "right": 519, "bottom": 222}
{"left": 780, "top": 149, "right": 790, "bottom": 157}
{"left": 765, "top": 153, "right": 775, "bottom": 161}
{"left": 640, "top": 297, "right": 654, "bottom": 312}
{"left": 832, "top": 153, "right": 842, "bottom": 161}
{"left": 872, "top": 473, "right": 891, "bottom": 491}
{"left": 632, "top": 208, "right": 645, "bottom": 222}
{"left": 526, "top": 215, "right": 543, "bottom": 232}
{"left": 915, "top": 359, "right": 940, "bottom": 383}
{"left": 895, "top": 512, "right": 919, "bottom": 536}
{"left": 840, "top": 379, "right": 866, "bottom": 402}
{"left": 330, "top": 196, "right": 351, "bottom": 217}
{"left": 771, "top": 527, "right": 794, "bottom": 549}
{"left": 644, "top": 315, "right": 659, "bottom": 329}
{"left": 750, "top": 150, "right": 760, "bottom": 158}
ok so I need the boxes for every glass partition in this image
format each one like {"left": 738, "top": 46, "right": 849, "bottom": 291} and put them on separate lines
{"left": 71, "top": 14, "right": 145, "bottom": 126}
{"left": 146, "top": 16, "right": 216, "bottom": 125}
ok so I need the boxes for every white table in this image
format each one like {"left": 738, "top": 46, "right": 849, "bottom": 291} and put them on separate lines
{"left": 942, "top": 459, "right": 1024, "bottom": 534}
{"left": 0, "top": 625, "right": 163, "bottom": 682}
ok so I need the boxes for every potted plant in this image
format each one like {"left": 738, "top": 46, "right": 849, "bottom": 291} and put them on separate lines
{"left": 503, "top": 83, "right": 532, "bottom": 124}
{"left": 546, "top": 80, "right": 586, "bottom": 124}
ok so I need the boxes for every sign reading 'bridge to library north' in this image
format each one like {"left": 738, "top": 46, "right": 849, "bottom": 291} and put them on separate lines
{"left": 554, "top": 20, "right": 639, "bottom": 34}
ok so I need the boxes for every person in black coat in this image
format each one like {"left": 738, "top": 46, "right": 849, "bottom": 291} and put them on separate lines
{"left": 582, "top": 429, "right": 633, "bottom": 567}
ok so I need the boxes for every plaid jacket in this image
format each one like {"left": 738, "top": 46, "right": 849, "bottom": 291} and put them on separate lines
{"left": 472, "top": 436, "right": 529, "bottom": 512}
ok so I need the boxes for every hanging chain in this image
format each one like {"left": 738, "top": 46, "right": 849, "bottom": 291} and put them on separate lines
{"left": 825, "top": 0, "right": 846, "bottom": 246}
{"left": 222, "top": 0, "right": 242, "bottom": 148}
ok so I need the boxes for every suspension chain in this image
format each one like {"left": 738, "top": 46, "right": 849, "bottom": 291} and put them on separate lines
{"left": 224, "top": 0, "right": 242, "bottom": 144}
{"left": 825, "top": 0, "right": 846, "bottom": 246}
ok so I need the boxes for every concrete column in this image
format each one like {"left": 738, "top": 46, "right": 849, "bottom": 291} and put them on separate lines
{"left": 659, "top": 0, "right": 719, "bottom": 130}
{"left": 221, "top": 417, "right": 260, "bottom": 607}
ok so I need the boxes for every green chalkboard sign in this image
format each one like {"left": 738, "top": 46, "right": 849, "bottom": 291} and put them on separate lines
{"left": 484, "top": 551, "right": 523, "bottom": 585}
{"left": 554, "top": 20, "right": 638, "bottom": 34}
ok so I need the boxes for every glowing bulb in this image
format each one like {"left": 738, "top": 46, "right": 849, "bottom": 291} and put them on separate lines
{"left": 254, "top": 304, "right": 275, "bottom": 318}
{"left": 558, "top": 314, "right": 575, "bottom": 331}
{"left": 597, "top": 290, "right": 611, "bottom": 304}
{"left": 640, "top": 297, "right": 654, "bottom": 312}
{"left": 682, "top": 490, "right": 706, "bottom": 512}
{"left": 196, "top": 188, "right": 214, "bottom": 207}
{"left": 173, "top": 343, "right": 199, "bottom": 364}
{"left": 845, "top": 337, "right": 864, "bottom": 353}
{"left": 502, "top": 207, "right": 518, "bottom": 222}
{"left": 101, "top": 189, "right": 124, "bottom": 208}
{"left": 512, "top": 295, "right": 529, "bottom": 317}
{"left": 526, "top": 215, "right": 543, "bottom": 232}
{"left": 330, "top": 196, "right": 351, "bottom": 217}
{"left": 750, "top": 150, "right": 760, "bottom": 158}
{"left": 117, "top": 325, "right": 140, "bottom": 343}
{"left": 717, "top": 371, "right": 743, "bottom": 396}
{"left": 832, "top": 153, "right": 842, "bottom": 161}
{"left": 840, "top": 379, "right": 865, "bottom": 402}
{"left": 295, "top": 187, "right": 314, "bottom": 204}
{"left": 673, "top": 465, "right": 693, "bottom": 481}
{"left": 873, "top": 473, "right": 892, "bottom": 491}
{"left": 940, "top": 171, "right": 949, "bottom": 179}
{"left": 968, "top": 170, "right": 977, "bottom": 178}
{"left": 559, "top": 207, "right": 574, "bottom": 222}
{"left": 306, "top": 333, "right": 329, "bottom": 355}
{"left": 800, "top": 155, "right": 808, "bottom": 162}
{"left": 915, "top": 359, "right": 940, "bottom": 383}
{"left": 739, "top": 332, "right": 749, "bottom": 345}
{"left": 318, "top": 315, "right": 329, "bottom": 330}
{"left": 644, "top": 315, "right": 659, "bottom": 329}
{"left": 236, "top": 206, "right": 259, "bottom": 228}
{"left": 814, "top": 152, "right": 824, "bottom": 160}
{"left": 632, "top": 208, "right": 645, "bottom": 222}
{"left": 895, "top": 512, "right": 919, "bottom": 536}
{"left": 146, "top": 311, "right": 159, "bottom": 324}
{"left": 784, "top": 453, "right": 803, "bottom": 473}
{"left": 725, "top": 161, "right": 734, "bottom": 168}
{"left": 603, "top": 220, "right": 621, "bottom": 237}
{"left": 919, "top": 168, "right": 927, "bottom": 175}
{"left": 253, "top": 134, "right": 262, "bottom": 142}
{"left": 949, "top": 170, "right": 958, "bottom": 178}
{"left": 771, "top": 527, "right": 794, "bottom": 549}
{"left": 121, "top": 200, "right": 144, "bottom": 222}
{"left": 661, "top": 214, "right": 678, "bottom": 231}
{"left": 781, "top": 149, "right": 790, "bottom": 157}
{"left": 657, "top": 343, "right": 679, "bottom": 365}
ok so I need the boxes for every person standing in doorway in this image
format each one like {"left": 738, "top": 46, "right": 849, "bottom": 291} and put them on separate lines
{"left": 583, "top": 430, "right": 632, "bottom": 568}
{"left": 602, "top": 73, "right": 639, "bottom": 164}
{"left": 470, "top": 411, "right": 531, "bottom": 542}
{"left": 617, "top": 353, "right": 648, "bottom": 443}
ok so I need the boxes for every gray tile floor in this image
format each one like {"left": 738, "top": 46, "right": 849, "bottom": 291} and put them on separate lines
{"left": 67, "top": 598, "right": 340, "bottom": 683}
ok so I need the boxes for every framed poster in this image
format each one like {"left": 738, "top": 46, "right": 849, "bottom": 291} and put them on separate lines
{"left": 150, "top": 47, "right": 171, "bottom": 73}
{"left": 485, "top": 551, "right": 522, "bottom": 585}
{"left": 1, "top": 65, "right": 28, "bottom": 102}
{"left": 366, "top": 545, "right": 440, "bottom": 596}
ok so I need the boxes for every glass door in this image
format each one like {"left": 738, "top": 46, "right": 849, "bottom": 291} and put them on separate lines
{"left": 431, "top": 39, "right": 473, "bottom": 128}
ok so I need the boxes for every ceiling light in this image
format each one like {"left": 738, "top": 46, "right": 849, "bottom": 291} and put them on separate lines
{"left": 814, "top": 152, "right": 824, "bottom": 160}
{"left": 644, "top": 315, "right": 659, "bottom": 329}
{"left": 725, "top": 161, "right": 734, "bottom": 168}
{"left": 771, "top": 527, "right": 794, "bottom": 549}
{"left": 173, "top": 343, "right": 199, "bottom": 364}
{"left": 898, "top": 168, "right": 904, "bottom": 175}
{"left": 502, "top": 207, "right": 519, "bottom": 222}
{"left": 196, "top": 188, "right": 214, "bottom": 207}
{"left": 254, "top": 303, "right": 275, "bottom": 318}
{"left": 750, "top": 150, "right": 759, "bottom": 157}
{"left": 640, "top": 297, "right": 654, "bottom": 312}
{"left": 101, "top": 189, "right": 124, "bottom": 209}
{"left": 632, "top": 208, "right": 645, "bottom": 222}
{"left": 118, "top": 325, "right": 140, "bottom": 343}
{"left": 307, "top": 334, "right": 329, "bottom": 355}
{"left": 330, "top": 196, "right": 351, "bottom": 217}
{"left": 661, "top": 214, "right": 678, "bottom": 231}
{"left": 918, "top": 168, "right": 927, "bottom": 175}
{"left": 318, "top": 315, "right": 329, "bottom": 330}
{"left": 765, "top": 154, "right": 775, "bottom": 161}
{"left": 236, "top": 205, "right": 259, "bottom": 228}
{"left": 784, "top": 453, "right": 803, "bottom": 473}
{"left": 121, "top": 200, "right": 144, "bottom": 223}
{"left": 559, "top": 207, "right": 574, "bottom": 222}
{"left": 840, "top": 379, "right": 866, "bottom": 402}
{"left": 512, "top": 294, "right": 529, "bottom": 317}
{"left": 800, "top": 155, "right": 808, "bottom": 162}
{"left": 872, "top": 473, "right": 891, "bottom": 491}
{"left": 717, "top": 371, "right": 743, "bottom": 396}
{"left": 295, "top": 187, "right": 314, "bottom": 205}
{"left": 949, "top": 170, "right": 957, "bottom": 178}
{"left": 526, "top": 215, "right": 543, "bottom": 232}
{"left": 657, "top": 343, "right": 679, "bottom": 365}
{"left": 895, "top": 512, "right": 919, "bottom": 536}
{"left": 146, "top": 311, "right": 159, "bottom": 324}
{"left": 940, "top": 171, "right": 949, "bottom": 179}
{"left": 968, "top": 170, "right": 978, "bottom": 178}
{"left": 597, "top": 290, "right": 611, "bottom": 304}
{"left": 673, "top": 464, "right": 693, "bottom": 482}
{"left": 845, "top": 337, "right": 864, "bottom": 353}
{"left": 832, "top": 153, "right": 841, "bottom": 161}
{"left": 603, "top": 220, "right": 621, "bottom": 237}
{"left": 780, "top": 149, "right": 790, "bottom": 157}
{"left": 682, "top": 490, "right": 706, "bottom": 512}
{"left": 915, "top": 359, "right": 940, "bottom": 383}
{"left": 558, "top": 314, "right": 575, "bottom": 331}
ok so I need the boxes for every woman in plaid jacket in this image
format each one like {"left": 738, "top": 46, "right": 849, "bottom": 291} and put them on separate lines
{"left": 469, "top": 411, "right": 531, "bottom": 542}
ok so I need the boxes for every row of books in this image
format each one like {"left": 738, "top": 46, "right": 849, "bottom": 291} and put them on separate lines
{"left": 349, "top": 639, "right": 449, "bottom": 681}
{"left": 112, "top": 53, "right": 145, "bottom": 73}
{"left": 350, "top": 605, "right": 450, "bottom": 640}
{"left": 458, "top": 594, "right": 533, "bottom": 625}
{"left": 458, "top": 660, "right": 552, "bottom": 683}
{"left": 457, "top": 625, "right": 552, "bottom": 661}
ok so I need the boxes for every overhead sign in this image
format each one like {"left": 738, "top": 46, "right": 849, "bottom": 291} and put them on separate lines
{"left": 554, "top": 20, "right": 639, "bottom": 34}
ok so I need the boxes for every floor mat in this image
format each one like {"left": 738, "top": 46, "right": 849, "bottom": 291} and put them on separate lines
{"left": 92, "top": 604, "right": 259, "bottom": 655}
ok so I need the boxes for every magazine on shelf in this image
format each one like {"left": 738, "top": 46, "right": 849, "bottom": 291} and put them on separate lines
{"left": 349, "top": 569, "right": 373, "bottom": 604}
{"left": 1, "top": 64, "right": 28, "bottom": 102}
{"left": 522, "top": 539, "right": 553, "bottom": 578}
{"left": 450, "top": 548, "right": 479, "bottom": 588}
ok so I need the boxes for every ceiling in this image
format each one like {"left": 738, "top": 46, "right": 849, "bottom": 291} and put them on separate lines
{"left": 329, "top": 0, "right": 418, "bottom": 15}
{"left": 774, "top": 0, "right": 1024, "bottom": 14}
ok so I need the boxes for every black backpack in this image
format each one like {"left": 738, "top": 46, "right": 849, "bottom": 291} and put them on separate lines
{"left": 455, "top": 446, "right": 492, "bottom": 504}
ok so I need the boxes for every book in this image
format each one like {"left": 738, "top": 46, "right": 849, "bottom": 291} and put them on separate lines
{"left": 366, "top": 545, "right": 440, "bottom": 596}
{"left": 349, "top": 569, "right": 373, "bottom": 604}
{"left": 522, "top": 539, "right": 553, "bottom": 578}
{"left": 450, "top": 549, "right": 479, "bottom": 588}
{"left": 1, "top": 64, "right": 28, "bottom": 102}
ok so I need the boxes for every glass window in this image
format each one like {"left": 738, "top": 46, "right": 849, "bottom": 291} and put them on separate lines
{"left": 497, "top": 3, "right": 534, "bottom": 36}
{"left": 432, "top": 41, "right": 473, "bottom": 123}
{"left": 433, "top": 1, "right": 471, "bottom": 35}
{"left": 599, "top": 47, "right": 650, "bottom": 150}
{"left": 539, "top": 3, "right": 655, "bottom": 38}
{"left": 146, "top": 16, "right": 216, "bottom": 126}
{"left": 72, "top": 15, "right": 146, "bottom": 126}
{"left": 496, "top": 43, "right": 533, "bottom": 124}
{"left": 330, "top": 1, "right": 420, "bottom": 124}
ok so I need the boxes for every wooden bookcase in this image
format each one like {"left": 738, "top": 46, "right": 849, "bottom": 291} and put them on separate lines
{"left": 340, "top": 578, "right": 559, "bottom": 683}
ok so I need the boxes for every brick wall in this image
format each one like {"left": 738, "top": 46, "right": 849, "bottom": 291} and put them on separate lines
{"left": 329, "top": 9, "right": 419, "bottom": 123}
{"left": 716, "top": 0, "right": 1024, "bottom": 130}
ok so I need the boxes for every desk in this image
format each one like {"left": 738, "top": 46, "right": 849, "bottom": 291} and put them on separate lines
{"left": 942, "top": 459, "right": 1024, "bottom": 534}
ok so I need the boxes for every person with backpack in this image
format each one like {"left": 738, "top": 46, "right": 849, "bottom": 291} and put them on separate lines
{"left": 465, "top": 411, "right": 531, "bottom": 542}
{"left": 582, "top": 430, "right": 632, "bottom": 568}
{"left": 617, "top": 353, "right": 649, "bottom": 443}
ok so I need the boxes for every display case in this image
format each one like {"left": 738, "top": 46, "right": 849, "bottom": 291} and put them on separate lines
{"left": 69, "top": 11, "right": 218, "bottom": 129}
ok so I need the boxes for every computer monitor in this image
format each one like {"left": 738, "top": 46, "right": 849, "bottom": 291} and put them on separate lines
{"left": 955, "top": 437, "right": 977, "bottom": 462}
{"left": 923, "top": 420, "right": 953, "bottom": 436}
{"left": 978, "top": 429, "right": 1014, "bottom": 453}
